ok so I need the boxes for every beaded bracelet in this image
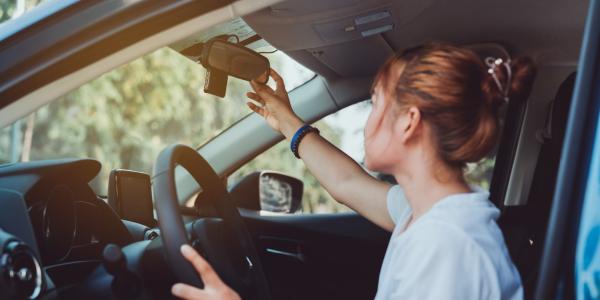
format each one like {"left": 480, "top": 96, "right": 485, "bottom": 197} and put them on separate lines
{"left": 290, "top": 124, "right": 320, "bottom": 158}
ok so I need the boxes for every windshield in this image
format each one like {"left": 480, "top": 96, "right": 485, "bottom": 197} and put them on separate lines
{"left": 1, "top": 0, "right": 47, "bottom": 25}
{"left": 0, "top": 19, "right": 315, "bottom": 195}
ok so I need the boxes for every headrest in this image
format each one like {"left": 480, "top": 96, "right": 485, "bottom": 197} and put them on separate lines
{"left": 541, "top": 72, "right": 576, "bottom": 143}
{"left": 551, "top": 73, "right": 576, "bottom": 141}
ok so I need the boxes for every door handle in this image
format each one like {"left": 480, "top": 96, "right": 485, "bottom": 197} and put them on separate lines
{"left": 260, "top": 236, "right": 306, "bottom": 263}
{"left": 265, "top": 247, "right": 305, "bottom": 262}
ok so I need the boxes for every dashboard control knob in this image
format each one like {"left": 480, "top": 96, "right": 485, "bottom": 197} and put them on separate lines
{"left": 102, "top": 244, "right": 141, "bottom": 299}
{"left": 102, "top": 243, "right": 125, "bottom": 276}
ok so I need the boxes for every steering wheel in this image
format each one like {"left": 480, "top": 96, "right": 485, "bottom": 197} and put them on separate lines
{"left": 152, "top": 144, "right": 270, "bottom": 300}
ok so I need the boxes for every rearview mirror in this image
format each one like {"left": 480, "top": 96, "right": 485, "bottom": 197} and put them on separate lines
{"left": 197, "top": 39, "right": 269, "bottom": 97}
{"left": 175, "top": 36, "right": 270, "bottom": 97}
{"left": 230, "top": 171, "right": 303, "bottom": 214}
{"left": 201, "top": 39, "right": 270, "bottom": 83}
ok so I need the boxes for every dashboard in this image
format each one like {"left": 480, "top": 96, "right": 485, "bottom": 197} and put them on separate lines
{"left": 0, "top": 159, "right": 133, "bottom": 289}
{"left": 27, "top": 181, "right": 132, "bottom": 266}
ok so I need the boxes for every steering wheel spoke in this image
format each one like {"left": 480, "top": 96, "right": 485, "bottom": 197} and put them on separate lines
{"left": 152, "top": 144, "right": 270, "bottom": 300}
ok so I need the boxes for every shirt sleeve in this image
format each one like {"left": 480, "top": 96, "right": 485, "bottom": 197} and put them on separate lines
{"left": 386, "top": 185, "right": 410, "bottom": 226}
{"left": 386, "top": 221, "right": 501, "bottom": 300}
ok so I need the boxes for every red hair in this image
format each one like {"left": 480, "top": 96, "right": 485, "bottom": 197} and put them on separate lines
{"left": 373, "top": 43, "right": 536, "bottom": 166}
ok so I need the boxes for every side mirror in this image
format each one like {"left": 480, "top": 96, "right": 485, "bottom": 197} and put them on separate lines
{"left": 230, "top": 171, "right": 303, "bottom": 214}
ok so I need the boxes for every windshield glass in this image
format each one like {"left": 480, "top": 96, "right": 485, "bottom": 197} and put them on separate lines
{"left": 0, "top": 19, "right": 315, "bottom": 195}
{"left": 1, "top": 0, "right": 47, "bottom": 25}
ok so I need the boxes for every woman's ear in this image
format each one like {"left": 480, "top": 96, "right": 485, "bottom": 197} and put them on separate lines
{"left": 396, "top": 106, "right": 422, "bottom": 144}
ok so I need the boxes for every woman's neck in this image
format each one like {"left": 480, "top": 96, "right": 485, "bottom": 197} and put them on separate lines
{"left": 394, "top": 162, "right": 471, "bottom": 221}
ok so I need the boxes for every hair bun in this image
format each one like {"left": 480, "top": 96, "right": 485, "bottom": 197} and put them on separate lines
{"left": 482, "top": 56, "right": 537, "bottom": 108}
{"left": 454, "top": 56, "right": 536, "bottom": 163}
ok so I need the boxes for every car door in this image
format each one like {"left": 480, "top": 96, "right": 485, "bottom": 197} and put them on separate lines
{"left": 241, "top": 210, "right": 389, "bottom": 300}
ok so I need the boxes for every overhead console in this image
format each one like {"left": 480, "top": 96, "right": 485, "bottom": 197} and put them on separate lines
{"left": 242, "top": 0, "right": 432, "bottom": 79}
{"left": 313, "top": 9, "right": 396, "bottom": 43}
{"left": 243, "top": 0, "right": 434, "bottom": 51}
{"left": 240, "top": 0, "right": 435, "bottom": 97}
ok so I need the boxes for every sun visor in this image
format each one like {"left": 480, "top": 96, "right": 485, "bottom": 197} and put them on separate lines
{"left": 307, "top": 35, "right": 394, "bottom": 77}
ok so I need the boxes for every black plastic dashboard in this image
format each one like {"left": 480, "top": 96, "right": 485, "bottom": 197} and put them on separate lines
{"left": 0, "top": 159, "right": 134, "bottom": 296}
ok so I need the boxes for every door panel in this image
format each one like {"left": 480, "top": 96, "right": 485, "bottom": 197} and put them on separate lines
{"left": 240, "top": 210, "right": 390, "bottom": 300}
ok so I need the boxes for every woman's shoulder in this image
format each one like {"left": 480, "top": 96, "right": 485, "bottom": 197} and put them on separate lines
{"left": 427, "top": 190, "right": 502, "bottom": 237}
{"left": 400, "top": 210, "right": 515, "bottom": 276}
{"left": 406, "top": 218, "right": 481, "bottom": 251}
{"left": 421, "top": 198, "right": 503, "bottom": 244}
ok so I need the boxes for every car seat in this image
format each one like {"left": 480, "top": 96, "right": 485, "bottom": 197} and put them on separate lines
{"left": 498, "top": 73, "right": 576, "bottom": 299}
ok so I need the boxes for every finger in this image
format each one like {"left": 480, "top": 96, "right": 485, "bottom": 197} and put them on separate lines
{"left": 181, "top": 245, "right": 222, "bottom": 286}
{"left": 250, "top": 79, "right": 276, "bottom": 97}
{"left": 172, "top": 283, "right": 208, "bottom": 300}
{"left": 247, "top": 102, "right": 266, "bottom": 117}
{"left": 269, "top": 68, "right": 286, "bottom": 91}
{"left": 246, "top": 97, "right": 265, "bottom": 109}
{"left": 246, "top": 92, "right": 265, "bottom": 105}
{"left": 255, "top": 71, "right": 269, "bottom": 84}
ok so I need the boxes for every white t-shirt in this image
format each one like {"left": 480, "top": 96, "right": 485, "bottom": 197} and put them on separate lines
{"left": 375, "top": 185, "right": 523, "bottom": 300}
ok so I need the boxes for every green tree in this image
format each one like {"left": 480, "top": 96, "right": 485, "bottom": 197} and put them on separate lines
{"left": 1, "top": 0, "right": 43, "bottom": 23}
{"left": 1, "top": 44, "right": 343, "bottom": 213}
{"left": 26, "top": 47, "right": 256, "bottom": 193}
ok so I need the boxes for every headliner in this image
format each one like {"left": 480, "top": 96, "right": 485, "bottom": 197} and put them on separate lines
{"left": 244, "top": 0, "right": 587, "bottom": 79}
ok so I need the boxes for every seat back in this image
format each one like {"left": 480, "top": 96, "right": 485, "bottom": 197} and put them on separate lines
{"left": 499, "top": 73, "right": 576, "bottom": 298}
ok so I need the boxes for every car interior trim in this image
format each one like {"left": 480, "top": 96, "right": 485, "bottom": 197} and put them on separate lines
{"left": 535, "top": 0, "right": 600, "bottom": 298}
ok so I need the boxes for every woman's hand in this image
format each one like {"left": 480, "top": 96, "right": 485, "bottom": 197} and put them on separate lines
{"left": 171, "top": 245, "right": 240, "bottom": 300}
{"left": 247, "top": 68, "right": 304, "bottom": 139}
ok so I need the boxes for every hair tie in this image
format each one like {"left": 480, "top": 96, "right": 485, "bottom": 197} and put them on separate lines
{"left": 485, "top": 57, "right": 512, "bottom": 103}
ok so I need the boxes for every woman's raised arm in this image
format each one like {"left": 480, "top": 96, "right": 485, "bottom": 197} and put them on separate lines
{"left": 247, "top": 69, "right": 394, "bottom": 231}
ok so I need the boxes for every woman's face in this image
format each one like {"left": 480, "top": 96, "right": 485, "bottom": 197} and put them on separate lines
{"left": 363, "top": 85, "right": 400, "bottom": 173}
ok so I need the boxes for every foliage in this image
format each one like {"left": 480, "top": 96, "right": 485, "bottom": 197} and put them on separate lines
{"left": 465, "top": 158, "right": 495, "bottom": 190}
{"left": 20, "top": 48, "right": 255, "bottom": 193}
{"left": 0, "top": 45, "right": 351, "bottom": 213}
{"left": 1, "top": 0, "right": 43, "bottom": 23}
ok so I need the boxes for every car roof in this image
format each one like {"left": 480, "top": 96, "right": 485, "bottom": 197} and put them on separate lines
{"left": 245, "top": 0, "right": 587, "bottom": 80}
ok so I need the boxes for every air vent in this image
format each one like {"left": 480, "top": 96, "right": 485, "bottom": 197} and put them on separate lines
{"left": 0, "top": 241, "right": 43, "bottom": 299}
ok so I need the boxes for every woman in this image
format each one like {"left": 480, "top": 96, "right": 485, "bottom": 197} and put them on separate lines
{"left": 171, "top": 43, "right": 536, "bottom": 299}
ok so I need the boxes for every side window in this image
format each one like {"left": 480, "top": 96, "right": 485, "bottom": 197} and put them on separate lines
{"left": 229, "top": 102, "right": 371, "bottom": 214}
{"left": 229, "top": 101, "right": 496, "bottom": 214}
